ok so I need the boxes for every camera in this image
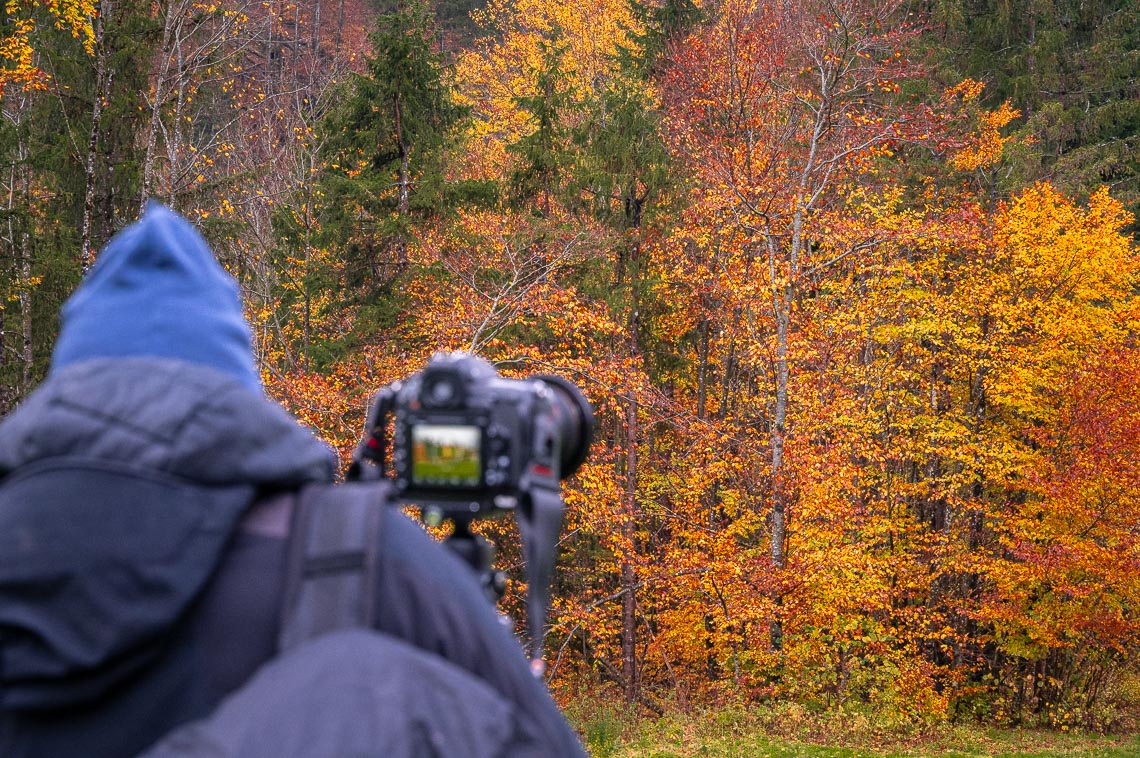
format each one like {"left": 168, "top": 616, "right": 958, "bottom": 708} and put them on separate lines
{"left": 347, "top": 353, "right": 594, "bottom": 669}
{"left": 351, "top": 352, "right": 594, "bottom": 517}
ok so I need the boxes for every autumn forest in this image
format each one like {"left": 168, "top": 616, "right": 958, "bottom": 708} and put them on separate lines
{"left": 1, "top": 0, "right": 1138, "bottom": 733}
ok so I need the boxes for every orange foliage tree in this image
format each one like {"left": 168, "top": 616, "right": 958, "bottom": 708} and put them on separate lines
{"left": 658, "top": 0, "right": 933, "bottom": 681}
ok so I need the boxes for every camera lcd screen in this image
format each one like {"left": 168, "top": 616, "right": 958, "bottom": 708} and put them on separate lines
{"left": 410, "top": 424, "right": 482, "bottom": 487}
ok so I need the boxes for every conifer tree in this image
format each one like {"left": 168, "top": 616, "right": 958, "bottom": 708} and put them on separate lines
{"left": 930, "top": 0, "right": 1140, "bottom": 223}
{"left": 0, "top": 1, "right": 152, "bottom": 402}
{"left": 322, "top": 0, "right": 465, "bottom": 281}
{"left": 508, "top": 36, "right": 572, "bottom": 215}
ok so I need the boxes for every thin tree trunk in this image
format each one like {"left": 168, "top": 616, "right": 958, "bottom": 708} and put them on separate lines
{"left": 19, "top": 228, "right": 32, "bottom": 394}
{"left": 81, "top": 0, "right": 112, "bottom": 270}
{"left": 4, "top": 93, "right": 26, "bottom": 407}
{"left": 168, "top": 12, "right": 187, "bottom": 208}
{"left": 696, "top": 317, "right": 709, "bottom": 420}
{"left": 396, "top": 95, "right": 410, "bottom": 216}
{"left": 769, "top": 297, "right": 789, "bottom": 651}
{"left": 302, "top": 185, "right": 313, "bottom": 368}
{"left": 765, "top": 216, "right": 798, "bottom": 655}
{"left": 394, "top": 93, "right": 409, "bottom": 269}
{"left": 265, "top": 0, "right": 276, "bottom": 94}
{"left": 310, "top": 0, "right": 322, "bottom": 58}
{"left": 292, "top": 0, "right": 301, "bottom": 70}
{"left": 621, "top": 393, "right": 639, "bottom": 704}
{"left": 335, "top": 0, "right": 345, "bottom": 60}
{"left": 719, "top": 309, "right": 739, "bottom": 422}
{"left": 0, "top": 307, "right": 7, "bottom": 415}
{"left": 141, "top": 0, "right": 178, "bottom": 211}
{"left": 767, "top": 133, "right": 812, "bottom": 650}
{"left": 695, "top": 314, "right": 721, "bottom": 681}
{"left": 8, "top": 90, "right": 34, "bottom": 396}
{"left": 1025, "top": 11, "right": 1036, "bottom": 116}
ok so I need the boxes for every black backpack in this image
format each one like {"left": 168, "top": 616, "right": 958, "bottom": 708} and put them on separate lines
{"left": 140, "top": 483, "right": 517, "bottom": 758}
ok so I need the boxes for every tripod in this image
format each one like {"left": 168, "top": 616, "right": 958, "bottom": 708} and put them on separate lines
{"left": 443, "top": 515, "right": 508, "bottom": 604}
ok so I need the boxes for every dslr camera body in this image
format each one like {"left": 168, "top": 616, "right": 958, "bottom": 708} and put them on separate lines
{"left": 348, "top": 353, "right": 593, "bottom": 668}
{"left": 352, "top": 352, "right": 593, "bottom": 518}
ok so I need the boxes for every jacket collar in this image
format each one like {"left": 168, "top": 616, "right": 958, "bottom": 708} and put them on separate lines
{"left": 0, "top": 357, "right": 336, "bottom": 487}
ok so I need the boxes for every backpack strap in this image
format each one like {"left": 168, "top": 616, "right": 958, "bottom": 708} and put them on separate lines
{"left": 277, "top": 481, "right": 392, "bottom": 653}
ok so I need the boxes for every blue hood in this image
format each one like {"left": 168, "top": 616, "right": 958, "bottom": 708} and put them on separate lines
{"left": 51, "top": 202, "right": 261, "bottom": 392}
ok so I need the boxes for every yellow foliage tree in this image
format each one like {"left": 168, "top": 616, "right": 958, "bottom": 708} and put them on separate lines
{"left": 453, "top": 0, "right": 642, "bottom": 175}
{"left": 0, "top": 0, "right": 95, "bottom": 98}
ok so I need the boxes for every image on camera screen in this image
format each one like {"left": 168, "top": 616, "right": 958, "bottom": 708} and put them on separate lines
{"left": 411, "top": 424, "right": 482, "bottom": 487}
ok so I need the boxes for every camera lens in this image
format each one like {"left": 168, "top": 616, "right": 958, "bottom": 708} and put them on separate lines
{"left": 534, "top": 374, "right": 594, "bottom": 479}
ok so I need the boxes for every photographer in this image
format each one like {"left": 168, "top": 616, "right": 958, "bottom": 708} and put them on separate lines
{"left": 0, "top": 203, "right": 587, "bottom": 757}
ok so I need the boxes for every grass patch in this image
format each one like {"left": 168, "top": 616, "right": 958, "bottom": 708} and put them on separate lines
{"left": 566, "top": 701, "right": 1140, "bottom": 757}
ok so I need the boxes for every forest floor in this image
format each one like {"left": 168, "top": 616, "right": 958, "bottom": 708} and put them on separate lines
{"left": 607, "top": 729, "right": 1140, "bottom": 757}
{"left": 567, "top": 702, "right": 1140, "bottom": 757}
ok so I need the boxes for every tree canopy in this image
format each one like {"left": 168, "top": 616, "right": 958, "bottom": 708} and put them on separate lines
{"left": 1, "top": 0, "right": 1138, "bottom": 730}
